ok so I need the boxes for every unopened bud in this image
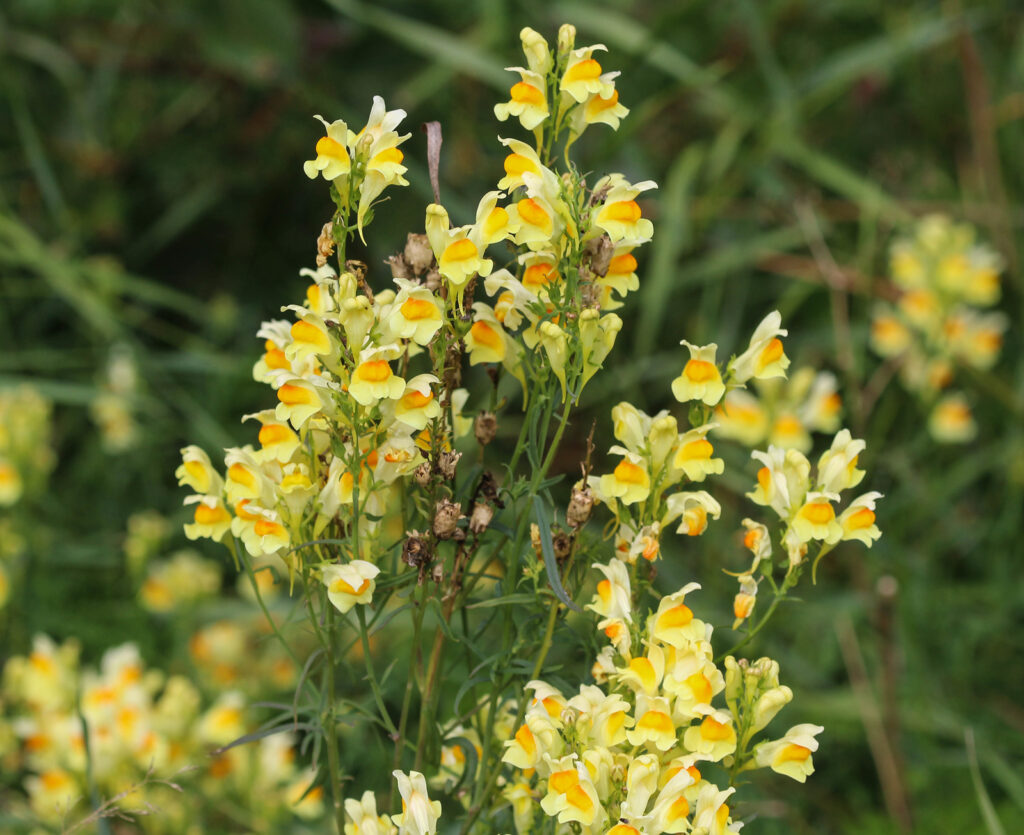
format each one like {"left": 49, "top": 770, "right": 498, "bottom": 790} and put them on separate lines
{"left": 469, "top": 501, "right": 494, "bottom": 535}
{"left": 474, "top": 411, "right": 497, "bottom": 446}
{"left": 433, "top": 498, "right": 463, "bottom": 540}
{"left": 566, "top": 486, "right": 594, "bottom": 529}
{"left": 404, "top": 233, "right": 434, "bottom": 275}
{"left": 559, "top": 706, "right": 579, "bottom": 726}
{"left": 437, "top": 450, "right": 462, "bottom": 481}
{"left": 557, "top": 23, "right": 576, "bottom": 54}
{"left": 732, "top": 592, "right": 756, "bottom": 623}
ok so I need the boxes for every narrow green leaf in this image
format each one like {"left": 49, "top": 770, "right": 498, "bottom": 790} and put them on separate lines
{"left": 532, "top": 495, "right": 581, "bottom": 612}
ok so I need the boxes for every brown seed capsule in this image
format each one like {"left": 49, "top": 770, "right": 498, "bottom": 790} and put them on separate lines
{"left": 437, "top": 450, "right": 462, "bottom": 481}
{"left": 386, "top": 253, "right": 412, "bottom": 280}
{"left": 468, "top": 501, "right": 494, "bottom": 535}
{"left": 404, "top": 233, "right": 435, "bottom": 275}
{"left": 433, "top": 498, "right": 463, "bottom": 540}
{"left": 474, "top": 411, "right": 497, "bottom": 446}
{"left": 431, "top": 563, "right": 444, "bottom": 585}
{"left": 552, "top": 530, "right": 572, "bottom": 561}
{"left": 316, "top": 222, "right": 335, "bottom": 267}
{"left": 402, "top": 530, "right": 432, "bottom": 569}
{"left": 566, "top": 486, "right": 594, "bottom": 529}
{"left": 585, "top": 233, "right": 614, "bottom": 277}
{"left": 424, "top": 268, "right": 442, "bottom": 292}
{"left": 414, "top": 462, "right": 432, "bottom": 488}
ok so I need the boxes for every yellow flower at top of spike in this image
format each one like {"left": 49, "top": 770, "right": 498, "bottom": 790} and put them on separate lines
{"left": 303, "top": 115, "right": 351, "bottom": 181}
{"left": 560, "top": 44, "right": 613, "bottom": 103}
{"left": 731, "top": 310, "right": 790, "bottom": 383}
{"left": 672, "top": 341, "right": 726, "bottom": 406}
{"left": 495, "top": 67, "right": 549, "bottom": 130}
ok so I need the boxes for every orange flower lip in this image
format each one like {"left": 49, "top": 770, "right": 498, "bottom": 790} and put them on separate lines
{"left": 510, "top": 81, "right": 544, "bottom": 105}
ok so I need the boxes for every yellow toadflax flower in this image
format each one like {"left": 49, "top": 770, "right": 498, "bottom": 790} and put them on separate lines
{"left": 344, "top": 790, "right": 395, "bottom": 835}
{"left": 753, "top": 723, "right": 824, "bottom": 783}
{"left": 539, "top": 755, "right": 603, "bottom": 828}
{"left": 683, "top": 706, "right": 737, "bottom": 761}
{"left": 672, "top": 342, "right": 725, "bottom": 406}
{"left": 323, "top": 561, "right": 380, "bottom": 614}
{"left": 731, "top": 310, "right": 790, "bottom": 383}
{"left": 929, "top": 392, "right": 976, "bottom": 443}
{"left": 599, "top": 448, "right": 651, "bottom": 506}
{"left": 391, "top": 770, "right": 442, "bottom": 835}
{"left": 303, "top": 115, "right": 351, "bottom": 181}
{"left": 494, "top": 67, "right": 549, "bottom": 130}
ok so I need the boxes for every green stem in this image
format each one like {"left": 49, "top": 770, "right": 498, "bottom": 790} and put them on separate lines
{"left": 356, "top": 605, "right": 398, "bottom": 735}
{"left": 323, "top": 606, "right": 345, "bottom": 835}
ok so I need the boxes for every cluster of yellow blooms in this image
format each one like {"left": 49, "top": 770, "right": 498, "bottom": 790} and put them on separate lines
{"left": 713, "top": 368, "right": 842, "bottom": 453}
{"left": 139, "top": 548, "right": 222, "bottom": 614}
{"left": 175, "top": 23, "right": 650, "bottom": 607}
{"left": 0, "top": 636, "right": 323, "bottom": 830}
{"left": 870, "top": 214, "right": 1006, "bottom": 443}
{"left": 162, "top": 23, "right": 888, "bottom": 835}
{"left": 0, "top": 385, "right": 55, "bottom": 612}
{"left": 501, "top": 585, "right": 821, "bottom": 835}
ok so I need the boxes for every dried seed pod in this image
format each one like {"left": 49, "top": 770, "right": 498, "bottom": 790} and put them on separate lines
{"left": 431, "top": 563, "right": 444, "bottom": 585}
{"left": 584, "top": 233, "right": 614, "bottom": 277}
{"left": 316, "top": 222, "right": 335, "bottom": 267}
{"left": 477, "top": 471, "right": 502, "bottom": 507}
{"left": 424, "top": 268, "right": 442, "bottom": 292}
{"left": 433, "top": 498, "right": 463, "bottom": 540}
{"left": 386, "top": 253, "right": 412, "bottom": 279}
{"left": 414, "top": 462, "right": 432, "bottom": 488}
{"left": 402, "top": 530, "right": 432, "bottom": 569}
{"left": 552, "top": 530, "right": 572, "bottom": 561}
{"left": 566, "top": 486, "right": 594, "bottom": 529}
{"left": 474, "top": 411, "right": 497, "bottom": 446}
{"left": 437, "top": 450, "right": 462, "bottom": 481}
{"left": 468, "top": 501, "right": 494, "bottom": 534}
{"left": 404, "top": 233, "right": 434, "bottom": 275}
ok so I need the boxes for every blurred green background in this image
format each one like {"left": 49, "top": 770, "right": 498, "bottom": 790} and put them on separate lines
{"left": 1, "top": 0, "right": 1022, "bottom": 832}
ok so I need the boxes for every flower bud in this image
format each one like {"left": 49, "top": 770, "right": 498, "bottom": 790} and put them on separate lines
{"left": 751, "top": 685, "right": 793, "bottom": 732}
{"left": 557, "top": 23, "right": 576, "bottom": 55}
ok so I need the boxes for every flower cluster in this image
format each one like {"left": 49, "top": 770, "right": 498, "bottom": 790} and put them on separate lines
{"left": 501, "top": 581, "right": 821, "bottom": 834}
{"left": 587, "top": 312, "right": 794, "bottom": 566}
{"left": 139, "top": 548, "right": 222, "bottom": 613}
{"left": 870, "top": 214, "right": 1006, "bottom": 442}
{"left": 0, "top": 636, "right": 323, "bottom": 829}
{"left": 713, "top": 368, "right": 842, "bottom": 453}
